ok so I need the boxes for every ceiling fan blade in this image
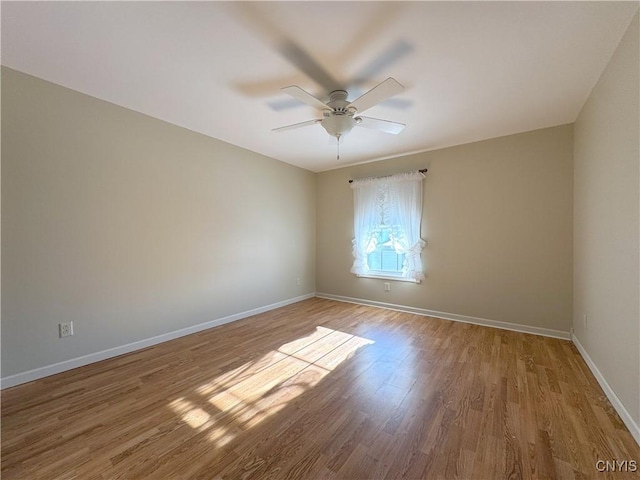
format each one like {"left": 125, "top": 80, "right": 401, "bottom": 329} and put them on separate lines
{"left": 379, "top": 98, "right": 413, "bottom": 110}
{"left": 348, "top": 77, "right": 404, "bottom": 114}
{"left": 346, "top": 88, "right": 413, "bottom": 111}
{"left": 267, "top": 97, "right": 307, "bottom": 111}
{"left": 357, "top": 116, "right": 406, "bottom": 135}
{"left": 278, "top": 41, "right": 340, "bottom": 93}
{"left": 272, "top": 119, "right": 321, "bottom": 132}
{"left": 281, "top": 85, "right": 331, "bottom": 111}
{"left": 350, "top": 40, "right": 413, "bottom": 86}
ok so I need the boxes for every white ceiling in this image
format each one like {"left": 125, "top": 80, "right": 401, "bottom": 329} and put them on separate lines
{"left": 2, "top": 1, "right": 638, "bottom": 172}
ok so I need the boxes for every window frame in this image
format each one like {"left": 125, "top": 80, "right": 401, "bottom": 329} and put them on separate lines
{"left": 356, "top": 272, "right": 420, "bottom": 283}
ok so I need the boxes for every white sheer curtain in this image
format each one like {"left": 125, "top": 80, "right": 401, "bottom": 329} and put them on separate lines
{"left": 387, "top": 173, "right": 426, "bottom": 281}
{"left": 350, "top": 171, "right": 426, "bottom": 281}
{"left": 350, "top": 181, "right": 379, "bottom": 276}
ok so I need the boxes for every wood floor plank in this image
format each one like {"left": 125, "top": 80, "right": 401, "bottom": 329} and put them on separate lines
{"left": 2, "top": 298, "right": 639, "bottom": 479}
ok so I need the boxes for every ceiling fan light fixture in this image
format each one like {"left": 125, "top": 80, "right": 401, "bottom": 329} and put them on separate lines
{"left": 320, "top": 114, "right": 356, "bottom": 138}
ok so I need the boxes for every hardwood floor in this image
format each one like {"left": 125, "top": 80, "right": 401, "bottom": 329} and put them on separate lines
{"left": 2, "top": 298, "right": 639, "bottom": 479}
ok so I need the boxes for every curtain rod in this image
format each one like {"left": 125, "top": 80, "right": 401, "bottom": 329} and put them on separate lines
{"left": 348, "top": 168, "right": 428, "bottom": 183}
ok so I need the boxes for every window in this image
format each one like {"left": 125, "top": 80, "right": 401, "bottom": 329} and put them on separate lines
{"left": 366, "top": 228, "right": 406, "bottom": 276}
{"left": 350, "top": 171, "right": 426, "bottom": 282}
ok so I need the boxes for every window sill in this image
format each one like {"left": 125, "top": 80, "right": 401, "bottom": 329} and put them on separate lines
{"left": 356, "top": 273, "right": 420, "bottom": 284}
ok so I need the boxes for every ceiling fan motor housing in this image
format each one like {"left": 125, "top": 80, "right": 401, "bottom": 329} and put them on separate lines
{"left": 321, "top": 90, "right": 360, "bottom": 137}
{"left": 327, "top": 90, "right": 350, "bottom": 109}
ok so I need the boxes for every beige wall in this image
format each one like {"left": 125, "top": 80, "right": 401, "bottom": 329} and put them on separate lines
{"left": 1, "top": 68, "right": 316, "bottom": 378}
{"left": 573, "top": 12, "right": 639, "bottom": 426}
{"left": 317, "top": 125, "right": 573, "bottom": 333}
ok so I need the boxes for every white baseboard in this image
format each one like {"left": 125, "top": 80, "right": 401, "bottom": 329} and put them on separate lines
{"left": 315, "top": 293, "right": 571, "bottom": 340}
{"left": 571, "top": 333, "right": 640, "bottom": 446}
{"left": 0, "top": 293, "right": 315, "bottom": 390}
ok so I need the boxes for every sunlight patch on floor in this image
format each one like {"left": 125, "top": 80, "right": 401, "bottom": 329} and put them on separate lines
{"left": 168, "top": 326, "right": 374, "bottom": 446}
{"left": 169, "top": 398, "right": 212, "bottom": 430}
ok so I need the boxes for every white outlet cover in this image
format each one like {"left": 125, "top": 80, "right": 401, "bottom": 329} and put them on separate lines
{"left": 59, "top": 322, "right": 74, "bottom": 337}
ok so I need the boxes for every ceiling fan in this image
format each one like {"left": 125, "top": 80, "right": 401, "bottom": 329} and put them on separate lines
{"left": 272, "top": 77, "right": 406, "bottom": 159}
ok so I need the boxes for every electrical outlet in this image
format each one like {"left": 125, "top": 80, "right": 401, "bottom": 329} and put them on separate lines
{"left": 296, "top": 277, "right": 301, "bottom": 286}
{"left": 59, "top": 322, "right": 74, "bottom": 338}
{"left": 384, "top": 282, "right": 391, "bottom": 292}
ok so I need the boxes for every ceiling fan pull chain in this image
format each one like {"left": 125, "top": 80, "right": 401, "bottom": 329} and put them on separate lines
{"left": 337, "top": 134, "right": 341, "bottom": 160}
